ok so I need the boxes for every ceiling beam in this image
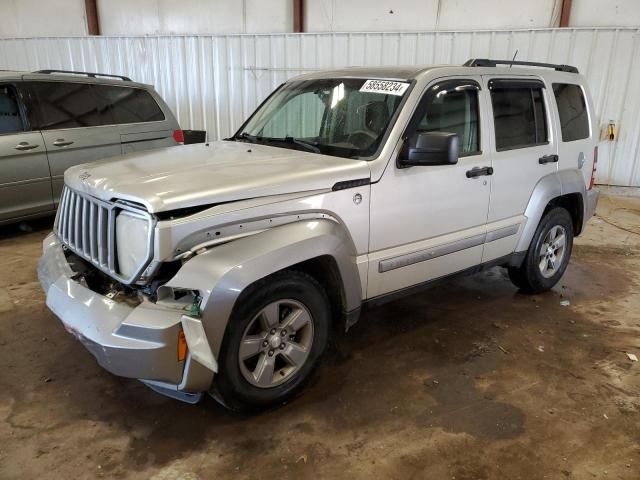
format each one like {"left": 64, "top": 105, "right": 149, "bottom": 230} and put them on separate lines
{"left": 85, "top": 0, "right": 100, "bottom": 35}
{"left": 560, "top": 0, "right": 572, "bottom": 27}
{"left": 293, "top": 0, "right": 304, "bottom": 33}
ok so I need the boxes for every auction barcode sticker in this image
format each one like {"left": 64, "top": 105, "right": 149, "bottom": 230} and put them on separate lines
{"left": 359, "top": 79, "right": 410, "bottom": 96}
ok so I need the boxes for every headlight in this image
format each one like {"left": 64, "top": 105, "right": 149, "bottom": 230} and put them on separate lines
{"left": 116, "top": 211, "right": 150, "bottom": 279}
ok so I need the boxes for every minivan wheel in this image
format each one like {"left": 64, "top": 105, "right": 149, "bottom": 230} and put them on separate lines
{"left": 215, "top": 271, "right": 330, "bottom": 412}
{"left": 508, "top": 207, "right": 574, "bottom": 294}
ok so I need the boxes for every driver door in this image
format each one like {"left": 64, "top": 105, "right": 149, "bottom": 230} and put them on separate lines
{"left": 367, "top": 77, "right": 492, "bottom": 298}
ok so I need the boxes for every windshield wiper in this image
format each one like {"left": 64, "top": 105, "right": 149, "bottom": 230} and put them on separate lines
{"left": 282, "top": 136, "right": 321, "bottom": 153}
{"left": 234, "top": 132, "right": 260, "bottom": 143}
{"left": 233, "top": 133, "right": 321, "bottom": 154}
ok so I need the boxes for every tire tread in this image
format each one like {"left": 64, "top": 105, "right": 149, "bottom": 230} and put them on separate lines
{"left": 508, "top": 207, "right": 574, "bottom": 294}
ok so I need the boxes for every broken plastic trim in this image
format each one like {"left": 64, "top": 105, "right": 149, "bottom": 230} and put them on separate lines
{"left": 141, "top": 380, "right": 203, "bottom": 404}
{"left": 155, "top": 203, "right": 227, "bottom": 221}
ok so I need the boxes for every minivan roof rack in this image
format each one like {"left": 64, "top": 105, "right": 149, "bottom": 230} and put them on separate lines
{"left": 33, "top": 69, "right": 132, "bottom": 81}
{"left": 463, "top": 59, "right": 579, "bottom": 74}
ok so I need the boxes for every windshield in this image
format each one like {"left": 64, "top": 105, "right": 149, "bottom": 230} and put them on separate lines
{"left": 234, "top": 78, "right": 411, "bottom": 159}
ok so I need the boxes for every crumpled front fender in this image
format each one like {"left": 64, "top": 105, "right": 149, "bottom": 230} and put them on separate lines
{"left": 165, "top": 219, "right": 362, "bottom": 357}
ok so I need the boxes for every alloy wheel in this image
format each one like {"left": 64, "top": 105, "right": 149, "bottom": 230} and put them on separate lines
{"left": 238, "top": 299, "right": 314, "bottom": 388}
{"left": 538, "top": 225, "right": 567, "bottom": 278}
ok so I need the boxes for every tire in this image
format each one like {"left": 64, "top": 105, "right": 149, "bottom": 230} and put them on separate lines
{"left": 215, "top": 270, "right": 331, "bottom": 412}
{"left": 508, "top": 207, "right": 574, "bottom": 294}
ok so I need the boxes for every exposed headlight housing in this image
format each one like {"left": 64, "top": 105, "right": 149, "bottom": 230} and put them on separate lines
{"left": 116, "top": 210, "right": 151, "bottom": 279}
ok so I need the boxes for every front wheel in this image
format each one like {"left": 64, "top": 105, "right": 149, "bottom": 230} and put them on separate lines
{"left": 215, "top": 271, "right": 330, "bottom": 412}
{"left": 508, "top": 207, "right": 574, "bottom": 294}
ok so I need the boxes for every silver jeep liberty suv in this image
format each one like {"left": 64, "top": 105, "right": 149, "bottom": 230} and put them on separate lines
{"left": 39, "top": 59, "right": 600, "bottom": 412}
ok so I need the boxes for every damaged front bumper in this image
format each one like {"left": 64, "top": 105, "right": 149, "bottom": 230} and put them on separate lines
{"left": 38, "top": 233, "right": 216, "bottom": 403}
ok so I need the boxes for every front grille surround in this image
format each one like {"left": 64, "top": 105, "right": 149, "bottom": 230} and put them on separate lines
{"left": 55, "top": 187, "right": 155, "bottom": 284}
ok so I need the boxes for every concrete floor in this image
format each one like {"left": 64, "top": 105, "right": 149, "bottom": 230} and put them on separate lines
{"left": 1, "top": 193, "right": 639, "bottom": 480}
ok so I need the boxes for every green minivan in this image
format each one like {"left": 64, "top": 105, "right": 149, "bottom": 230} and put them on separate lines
{"left": 0, "top": 69, "right": 182, "bottom": 225}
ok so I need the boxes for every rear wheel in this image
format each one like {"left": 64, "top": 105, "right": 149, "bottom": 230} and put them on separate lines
{"left": 508, "top": 207, "right": 574, "bottom": 294}
{"left": 215, "top": 271, "right": 330, "bottom": 412}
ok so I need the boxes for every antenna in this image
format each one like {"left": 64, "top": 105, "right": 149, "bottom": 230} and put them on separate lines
{"left": 509, "top": 50, "right": 519, "bottom": 68}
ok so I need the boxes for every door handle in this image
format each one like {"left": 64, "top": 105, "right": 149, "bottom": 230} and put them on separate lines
{"left": 539, "top": 154, "right": 559, "bottom": 164}
{"left": 466, "top": 166, "right": 494, "bottom": 178}
{"left": 53, "top": 139, "right": 74, "bottom": 147}
{"left": 14, "top": 142, "right": 39, "bottom": 151}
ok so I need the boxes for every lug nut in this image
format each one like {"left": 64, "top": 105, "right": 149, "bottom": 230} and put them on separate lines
{"left": 268, "top": 350, "right": 274, "bottom": 356}
{"left": 262, "top": 341, "right": 268, "bottom": 347}
{"left": 279, "top": 343, "right": 285, "bottom": 350}
{"left": 281, "top": 330, "right": 287, "bottom": 336}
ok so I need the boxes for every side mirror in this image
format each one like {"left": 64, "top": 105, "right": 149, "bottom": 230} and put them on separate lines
{"left": 398, "top": 131, "right": 459, "bottom": 167}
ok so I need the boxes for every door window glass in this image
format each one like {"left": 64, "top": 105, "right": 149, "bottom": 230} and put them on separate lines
{"left": 413, "top": 82, "right": 480, "bottom": 155}
{"left": 0, "top": 86, "right": 24, "bottom": 134}
{"left": 31, "top": 82, "right": 110, "bottom": 130}
{"left": 94, "top": 85, "right": 165, "bottom": 124}
{"left": 553, "top": 83, "right": 589, "bottom": 142}
{"left": 491, "top": 86, "right": 548, "bottom": 150}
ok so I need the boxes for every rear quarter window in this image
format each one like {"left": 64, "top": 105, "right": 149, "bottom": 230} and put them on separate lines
{"left": 553, "top": 83, "right": 590, "bottom": 142}
{"left": 94, "top": 85, "right": 165, "bottom": 124}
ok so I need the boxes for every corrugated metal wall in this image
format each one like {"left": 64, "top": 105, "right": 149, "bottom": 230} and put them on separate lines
{"left": 1, "top": 28, "right": 639, "bottom": 186}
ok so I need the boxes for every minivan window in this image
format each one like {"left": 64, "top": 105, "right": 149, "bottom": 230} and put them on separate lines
{"left": 553, "top": 83, "right": 589, "bottom": 142}
{"left": 29, "top": 82, "right": 165, "bottom": 130}
{"left": 491, "top": 86, "right": 548, "bottom": 150}
{"left": 415, "top": 83, "right": 480, "bottom": 155}
{"left": 0, "top": 86, "right": 24, "bottom": 134}
{"left": 93, "top": 85, "right": 165, "bottom": 124}
{"left": 31, "top": 82, "right": 110, "bottom": 130}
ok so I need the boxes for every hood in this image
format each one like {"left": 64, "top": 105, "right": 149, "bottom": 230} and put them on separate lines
{"left": 64, "top": 141, "right": 371, "bottom": 212}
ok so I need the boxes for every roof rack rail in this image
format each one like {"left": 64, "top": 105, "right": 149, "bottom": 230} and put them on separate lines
{"left": 463, "top": 59, "right": 579, "bottom": 74}
{"left": 33, "top": 69, "right": 132, "bottom": 81}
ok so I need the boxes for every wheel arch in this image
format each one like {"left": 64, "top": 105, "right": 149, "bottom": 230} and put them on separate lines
{"left": 165, "top": 219, "right": 362, "bottom": 358}
{"left": 543, "top": 192, "right": 584, "bottom": 236}
{"left": 286, "top": 254, "right": 352, "bottom": 330}
{"left": 516, "top": 169, "right": 587, "bottom": 252}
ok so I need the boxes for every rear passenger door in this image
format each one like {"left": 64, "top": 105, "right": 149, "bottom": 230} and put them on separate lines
{"left": 482, "top": 77, "right": 558, "bottom": 263}
{"left": 26, "top": 81, "right": 122, "bottom": 205}
{"left": 92, "top": 84, "right": 176, "bottom": 154}
{"left": 0, "top": 83, "right": 52, "bottom": 222}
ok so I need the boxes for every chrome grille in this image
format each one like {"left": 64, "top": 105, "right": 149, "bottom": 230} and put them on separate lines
{"left": 55, "top": 187, "right": 154, "bottom": 284}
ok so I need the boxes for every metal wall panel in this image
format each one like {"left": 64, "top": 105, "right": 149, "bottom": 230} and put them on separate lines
{"left": 1, "top": 28, "right": 639, "bottom": 185}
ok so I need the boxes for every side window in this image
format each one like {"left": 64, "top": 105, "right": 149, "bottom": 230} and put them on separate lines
{"left": 553, "top": 83, "right": 589, "bottom": 142}
{"left": 412, "top": 81, "right": 480, "bottom": 155}
{"left": 491, "top": 84, "right": 548, "bottom": 150}
{"left": 31, "top": 81, "right": 109, "bottom": 130}
{"left": 94, "top": 85, "right": 165, "bottom": 124}
{"left": 0, "top": 85, "right": 24, "bottom": 135}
